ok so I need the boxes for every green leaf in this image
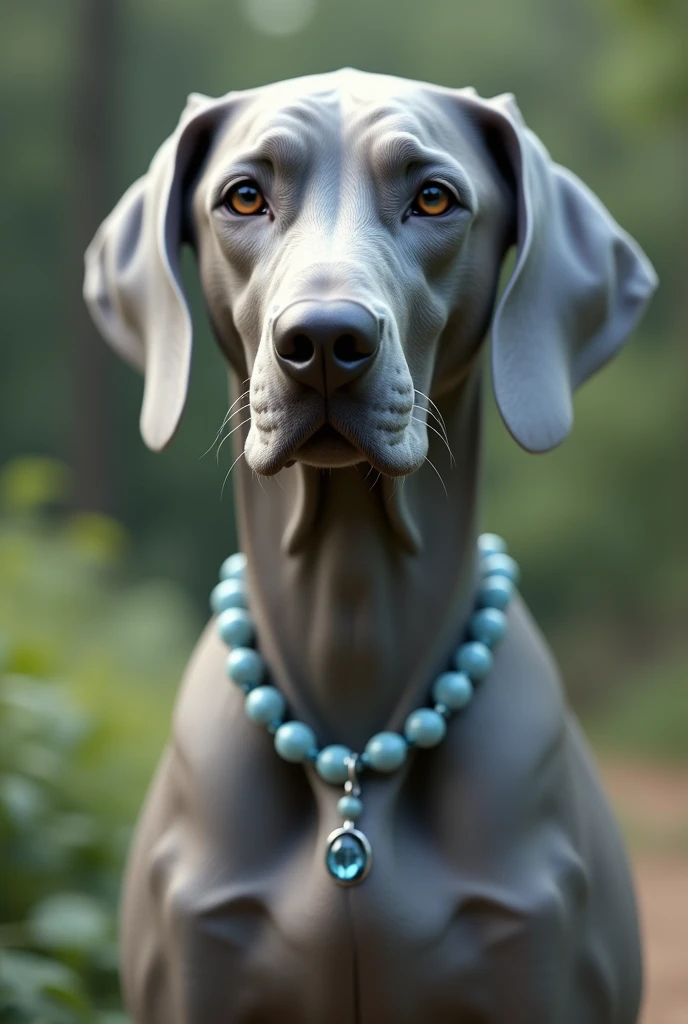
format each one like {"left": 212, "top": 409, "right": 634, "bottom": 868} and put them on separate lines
{"left": 28, "top": 894, "right": 111, "bottom": 953}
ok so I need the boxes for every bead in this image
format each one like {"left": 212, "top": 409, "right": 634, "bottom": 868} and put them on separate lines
{"left": 211, "top": 579, "right": 248, "bottom": 614}
{"left": 326, "top": 831, "right": 369, "bottom": 883}
{"left": 481, "top": 552, "right": 520, "bottom": 585}
{"left": 244, "top": 685, "right": 286, "bottom": 726}
{"left": 274, "top": 721, "right": 317, "bottom": 763}
{"left": 478, "top": 532, "right": 507, "bottom": 557}
{"left": 470, "top": 607, "right": 507, "bottom": 646}
{"left": 404, "top": 708, "right": 446, "bottom": 748}
{"left": 478, "top": 575, "right": 514, "bottom": 611}
{"left": 432, "top": 671, "right": 473, "bottom": 711}
{"left": 220, "top": 552, "right": 247, "bottom": 581}
{"left": 365, "top": 731, "right": 407, "bottom": 773}
{"left": 226, "top": 647, "right": 264, "bottom": 689}
{"left": 316, "top": 745, "right": 353, "bottom": 785}
{"left": 216, "top": 607, "right": 254, "bottom": 648}
{"left": 337, "top": 795, "right": 363, "bottom": 820}
{"left": 455, "top": 641, "right": 493, "bottom": 681}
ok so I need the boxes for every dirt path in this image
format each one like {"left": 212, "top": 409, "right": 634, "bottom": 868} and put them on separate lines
{"left": 600, "top": 760, "right": 688, "bottom": 1024}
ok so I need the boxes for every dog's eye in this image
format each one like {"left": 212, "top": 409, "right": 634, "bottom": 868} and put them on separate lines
{"left": 411, "top": 183, "right": 455, "bottom": 217}
{"left": 224, "top": 181, "right": 268, "bottom": 216}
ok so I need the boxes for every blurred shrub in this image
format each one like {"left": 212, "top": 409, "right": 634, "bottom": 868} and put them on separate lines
{"left": 0, "top": 457, "right": 201, "bottom": 1021}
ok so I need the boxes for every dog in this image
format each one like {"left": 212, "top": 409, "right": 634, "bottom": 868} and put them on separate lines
{"left": 84, "top": 69, "right": 656, "bottom": 1024}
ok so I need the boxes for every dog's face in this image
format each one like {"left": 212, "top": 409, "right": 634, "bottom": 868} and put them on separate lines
{"left": 191, "top": 72, "right": 512, "bottom": 475}
{"left": 84, "top": 70, "right": 656, "bottom": 468}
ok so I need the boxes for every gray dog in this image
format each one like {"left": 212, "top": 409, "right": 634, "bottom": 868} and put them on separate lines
{"left": 84, "top": 69, "right": 656, "bottom": 1024}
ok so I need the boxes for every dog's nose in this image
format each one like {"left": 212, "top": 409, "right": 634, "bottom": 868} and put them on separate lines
{"left": 273, "top": 301, "right": 380, "bottom": 395}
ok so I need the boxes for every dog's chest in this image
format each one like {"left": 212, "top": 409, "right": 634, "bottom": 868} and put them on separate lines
{"left": 147, "top": 739, "right": 582, "bottom": 1024}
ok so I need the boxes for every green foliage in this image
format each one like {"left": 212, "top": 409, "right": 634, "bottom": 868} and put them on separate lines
{"left": 0, "top": 458, "right": 200, "bottom": 1021}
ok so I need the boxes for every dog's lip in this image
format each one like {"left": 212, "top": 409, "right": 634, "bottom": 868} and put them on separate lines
{"left": 291, "top": 423, "right": 364, "bottom": 465}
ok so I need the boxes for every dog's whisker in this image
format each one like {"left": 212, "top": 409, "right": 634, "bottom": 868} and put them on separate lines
{"left": 215, "top": 406, "right": 252, "bottom": 463}
{"left": 412, "top": 401, "right": 449, "bottom": 445}
{"left": 369, "top": 470, "right": 382, "bottom": 492}
{"left": 220, "top": 449, "right": 246, "bottom": 501}
{"left": 412, "top": 414, "right": 456, "bottom": 467}
{"left": 414, "top": 389, "right": 450, "bottom": 447}
{"left": 423, "top": 455, "right": 448, "bottom": 500}
{"left": 216, "top": 416, "right": 252, "bottom": 463}
{"left": 200, "top": 390, "right": 251, "bottom": 459}
{"left": 252, "top": 468, "right": 268, "bottom": 497}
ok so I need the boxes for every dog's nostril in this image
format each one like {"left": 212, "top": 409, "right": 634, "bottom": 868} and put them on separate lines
{"left": 333, "top": 333, "right": 366, "bottom": 364}
{"left": 282, "top": 332, "right": 315, "bottom": 363}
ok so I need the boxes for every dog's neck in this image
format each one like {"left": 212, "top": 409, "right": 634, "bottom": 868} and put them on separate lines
{"left": 233, "top": 368, "right": 483, "bottom": 752}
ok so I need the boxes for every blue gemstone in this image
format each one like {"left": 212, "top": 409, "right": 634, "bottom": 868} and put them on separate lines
{"left": 477, "top": 575, "right": 514, "bottom": 611}
{"left": 364, "top": 731, "right": 407, "bottom": 773}
{"left": 211, "top": 579, "right": 248, "bottom": 614}
{"left": 470, "top": 607, "right": 507, "bottom": 646}
{"left": 326, "top": 832, "right": 369, "bottom": 883}
{"left": 337, "top": 795, "right": 363, "bottom": 820}
{"left": 481, "top": 552, "right": 520, "bottom": 585}
{"left": 432, "top": 671, "right": 473, "bottom": 711}
{"left": 244, "top": 685, "right": 286, "bottom": 726}
{"left": 454, "top": 641, "right": 493, "bottom": 680}
{"left": 478, "top": 533, "right": 507, "bottom": 557}
{"left": 216, "top": 607, "right": 254, "bottom": 648}
{"left": 219, "top": 552, "right": 247, "bottom": 581}
{"left": 274, "top": 721, "right": 317, "bottom": 763}
{"left": 404, "top": 708, "right": 446, "bottom": 748}
{"left": 226, "top": 647, "right": 264, "bottom": 688}
{"left": 316, "top": 745, "right": 352, "bottom": 785}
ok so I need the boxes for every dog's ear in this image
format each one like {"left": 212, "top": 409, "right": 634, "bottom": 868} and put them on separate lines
{"left": 457, "top": 91, "right": 658, "bottom": 453}
{"left": 83, "top": 93, "right": 230, "bottom": 451}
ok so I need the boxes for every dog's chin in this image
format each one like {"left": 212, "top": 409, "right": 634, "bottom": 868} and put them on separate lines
{"left": 293, "top": 425, "right": 365, "bottom": 469}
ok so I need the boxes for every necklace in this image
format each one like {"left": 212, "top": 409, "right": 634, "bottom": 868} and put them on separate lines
{"left": 210, "top": 533, "right": 519, "bottom": 887}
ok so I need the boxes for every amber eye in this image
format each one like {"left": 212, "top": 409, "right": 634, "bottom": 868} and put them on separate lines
{"left": 411, "top": 183, "right": 454, "bottom": 217}
{"left": 224, "top": 181, "right": 268, "bottom": 216}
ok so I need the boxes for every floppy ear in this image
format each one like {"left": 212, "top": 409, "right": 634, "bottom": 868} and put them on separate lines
{"left": 83, "top": 92, "right": 230, "bottom": 450}
{"left": 458, "top": 91, "right": 658, "bottom": 453}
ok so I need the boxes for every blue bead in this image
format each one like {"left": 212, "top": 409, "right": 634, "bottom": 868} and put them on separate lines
{"left": 478, "top": 532, "right": 507, "bottom": 557}
{"left": 211, "top": 579, "right": 248, "bottom": 614}
{"left": 455, "top": 641, "right": 493, "bottom": 680}
{"left": 316, "top": 745, "right": 353, "bottom": 785}
{"left": 365, "top": 732, "right": 407, "bottom": 773}
{"left": 244, "top": 685, "right": 286, "bottom": 726}
{"left": 481, "top": 552, "right": 520, "bottom": 585}
{"left": 326, "top": 832, "right": 368, "bottom": 883}
{"left": 274, "top": 721, "right": 317, "bottom": 763}
{"left": 404, "top": 708, "right": 446, "bottom": 748}
{"left": 226, "top": 647, "right": 264, "bottom": 688}
{"left": 478, "top": 575, "right": 514, "bottom": 611}
{"left": 470, "top": 607, "right": 507, "bottom": 646}
{"left": 337, "top": 795, "right": 363, "bottom": 820}
{"left": 432, "top": 671, "right": 473, "bottom": 711}
{"left": 219, "top": 552, "right": 247, "bottom": 581}
{"left": 216, "top": 607, "right": 254, "bottom": 648}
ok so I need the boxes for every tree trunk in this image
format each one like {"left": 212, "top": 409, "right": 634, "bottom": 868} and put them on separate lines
{"left": 66, "top": 0, "right": 119, "bottom": 513}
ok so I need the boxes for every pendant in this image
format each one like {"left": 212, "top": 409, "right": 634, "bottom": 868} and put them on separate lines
{"left": 325, "top": 824, "right": 372, "bottom": 885}
{"left": 324, "top": 755, "right": 372, "bottom": 886}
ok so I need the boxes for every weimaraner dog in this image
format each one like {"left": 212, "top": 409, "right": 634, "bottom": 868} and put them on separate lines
{"left": 84, "top": 69, "right": 656, "bottom": 1024}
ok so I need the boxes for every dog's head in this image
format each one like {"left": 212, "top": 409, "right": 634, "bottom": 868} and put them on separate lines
{"left": 84, "top": 69, "right": 656, "bottom": 475}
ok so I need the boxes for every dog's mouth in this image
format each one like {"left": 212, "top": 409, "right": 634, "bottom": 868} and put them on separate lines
{"left": 292, "top": 424, "right": 365, "bottom": 468}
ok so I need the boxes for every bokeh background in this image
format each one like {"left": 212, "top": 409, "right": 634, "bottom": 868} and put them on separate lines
{"left": 1, "top": 0, "right": 686, "bottom": 1020}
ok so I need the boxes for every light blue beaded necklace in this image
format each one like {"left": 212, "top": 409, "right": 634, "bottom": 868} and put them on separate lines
{"left": 210, "top": 533, "right": 519, "bottom": 887}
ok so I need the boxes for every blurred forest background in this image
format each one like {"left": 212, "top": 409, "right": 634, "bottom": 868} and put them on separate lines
{"left": 0, "top": 0, "right": 686, "bottom": 1020}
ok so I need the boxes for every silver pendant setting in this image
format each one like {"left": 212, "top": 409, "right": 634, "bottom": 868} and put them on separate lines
{"left": 325, "top": 825, "right": 372, "bottom": 885}
{"left": 324, "top": 755, "right": 372, "bottom": 885}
